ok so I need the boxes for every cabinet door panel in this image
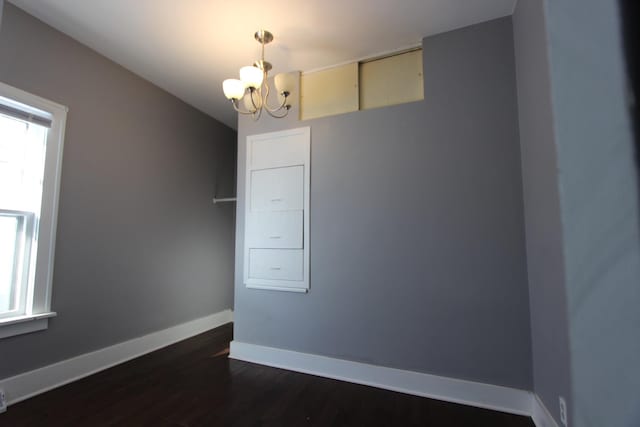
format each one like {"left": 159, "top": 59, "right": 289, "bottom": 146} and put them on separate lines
{"left": 250, "top": 132, "right": 308, "bottom": 170}
{"left": 250, "top": 166, "right": 303, "bottom": 212}
{"left": 247, "top": 211, "right": 303, "bottom": 248}
{"left": 248, "top": 249, "right": 304, "bottom": 281}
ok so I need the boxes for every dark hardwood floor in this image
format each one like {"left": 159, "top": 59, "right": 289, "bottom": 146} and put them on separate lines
{"left": 0, "top": 324, "right": 534, "bottom": 426}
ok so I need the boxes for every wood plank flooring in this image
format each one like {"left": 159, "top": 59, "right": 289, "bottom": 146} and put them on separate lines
{"left": 0, "top": 324, "right": 535, "bottom": 426}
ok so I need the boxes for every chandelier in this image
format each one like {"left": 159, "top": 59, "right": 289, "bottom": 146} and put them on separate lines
{"left": 222, "top": 30, "right": 294, "bottom": 120}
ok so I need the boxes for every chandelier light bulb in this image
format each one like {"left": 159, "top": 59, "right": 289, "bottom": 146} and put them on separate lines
{"left": 222, "top": 79, "right": 246, "bottom": 100}
{"left": 240, "top": 66, "right": 264, "bottom": 89}
{"left": 274, "top": 73, "right": 295, "bottom": 95}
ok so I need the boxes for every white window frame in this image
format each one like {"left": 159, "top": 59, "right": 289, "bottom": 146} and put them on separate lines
{"left": 0, "top": 209, "right": 36, "bottom": 320}
{"left": 0, "top": 81, "right": 67, "bottom": 339}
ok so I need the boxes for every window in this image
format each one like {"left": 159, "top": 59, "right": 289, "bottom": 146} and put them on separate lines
{"left": 0, "top": 82, "right": 67, "bottom": 339}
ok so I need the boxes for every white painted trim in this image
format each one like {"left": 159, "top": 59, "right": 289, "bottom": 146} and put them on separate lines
{"left": 532, "top": 395, "right": 560, "bottom": 427}
{"left": 230, "top": 340, "right": 534, "bottom": 418}
{"left": 0, "top": 81, "right": 68, "bottom": 337}
{"left": 246, "top": 284, "right": 308, "bottom": 293}
{"left": 0, "top": 309, "right": 233, "bottom": 407}
{"left": 0, "top": 311, "right": 56, "bottom": 327}
{"left": 243, "top": 127, "right": 311, "bottom": 292}
{"left": 0, "top": 312, "right": 56, "bottom": 339}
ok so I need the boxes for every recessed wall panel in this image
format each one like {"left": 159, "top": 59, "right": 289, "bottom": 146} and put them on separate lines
{"left": 301, "top": 63, "right": 359, "bottom": 120}
{"left": 360, "top": 49, "right": 424, "bottom": 110}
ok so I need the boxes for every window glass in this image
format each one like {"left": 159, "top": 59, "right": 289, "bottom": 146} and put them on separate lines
{"left": 0, "top": 113, "right": 48, "bottom": 319}
{"left": 0, "top": 215, "right": 19, "bottom": 312}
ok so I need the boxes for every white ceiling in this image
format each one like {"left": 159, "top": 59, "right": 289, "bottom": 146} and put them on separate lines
{"left": 9, "top": 0, "right": 516, "bottom": 129}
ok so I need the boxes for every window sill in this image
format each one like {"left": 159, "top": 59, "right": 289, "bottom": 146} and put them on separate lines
{"left": 0, "top": 312, "right": 57, "bottom": 339}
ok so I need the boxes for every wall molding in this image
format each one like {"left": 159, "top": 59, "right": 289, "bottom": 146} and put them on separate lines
{"left": 531, "top": 395, "right": 561, "bottom": 427}
{"left": 230, "top": 340, "right": 535, "bottom": 418}
{"left": 1, "top": 309, "right": 233, "bottom": 407}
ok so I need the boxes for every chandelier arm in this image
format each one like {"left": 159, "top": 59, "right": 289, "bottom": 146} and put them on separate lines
{"left": 249, "top": 88, "right": 261, "bottom": 111}
{"left": 250, "top": 89, "right": 263, "bottom": 121}
{"left": 264, "top": 92, "right": 290, "bottom": 113}
{"left": 265, "top": 105, "right": 291, "bottom": 118}
{"left": 231, "top": 99, "right": 257, "bottom": 115}
{"left": 251, "top": 104, "right": 263, "bottom": 121}
{"left": 262, "top": 77, "right": 290, "bottom": 113}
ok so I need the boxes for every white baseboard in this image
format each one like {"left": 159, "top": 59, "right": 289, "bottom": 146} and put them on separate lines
{"left": 230, "top": 340, "right": 534, "bottom": 418}
{"left": 1, "top": 319, "right": 561, "bottom": 427}
{"left": 532, "top": 395, "right": 561, "bottom": 427}
{"left": 1, "top": 309, "right": 233, "bottom": 407}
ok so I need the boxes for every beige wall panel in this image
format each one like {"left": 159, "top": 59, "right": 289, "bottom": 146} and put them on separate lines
{"left": 360, "top": 49, "right": 424, "bottom": 110}
{"left": 301, "top": 63, "right": 359, "bottom": 120}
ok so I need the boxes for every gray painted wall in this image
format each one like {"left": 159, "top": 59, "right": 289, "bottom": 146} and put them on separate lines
{"left": 543, "top": 0, "right": 640, "bottom": 425}
{"left": 512, "top": 0, "right": 572, "bottom": 424}
{"left": 233, "top": 18, "right": 533, "bottom": 389}
{"left": 0, "top": 3, "right": 236, "bottom": 379}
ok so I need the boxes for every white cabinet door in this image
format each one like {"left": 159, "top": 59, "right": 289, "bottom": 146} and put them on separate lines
{"left": 247, "top": 211, "right": 303, "bottom": 248}
{"left": 244, "top": 127, "right": 310, "bottom": 292}
{"left": 249, "top": 130, "right": 309, "bottom": 170}
{"left": 248, "top": 249, "right": 304, "bottom": 282}
{"left": 250, "top": 166, "right": 304, "bottom": 212}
